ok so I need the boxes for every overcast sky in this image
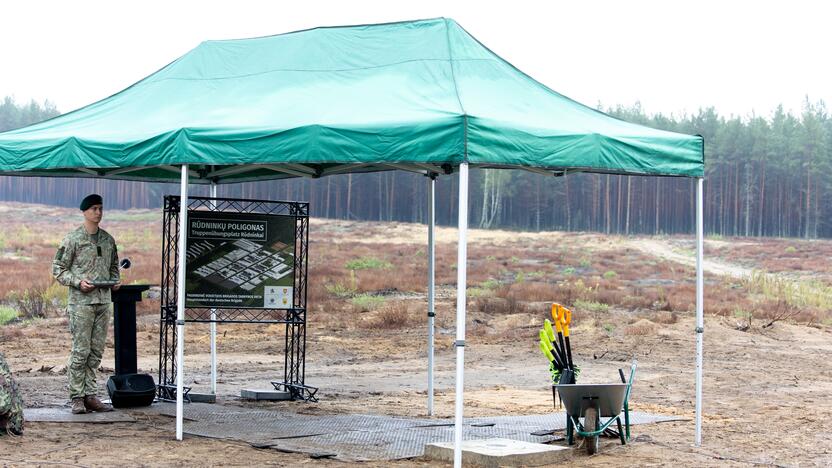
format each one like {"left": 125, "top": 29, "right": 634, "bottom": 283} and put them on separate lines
{"left": 2, "top": 0, "right": 829, "bottom": 119}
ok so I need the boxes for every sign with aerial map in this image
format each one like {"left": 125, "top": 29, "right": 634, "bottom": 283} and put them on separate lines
{"left": 184, "top": 210, "right": 295, "bottom": 309}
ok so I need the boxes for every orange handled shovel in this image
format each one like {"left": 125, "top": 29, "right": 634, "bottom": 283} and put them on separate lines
{"left": 561, "top": 306, "right": 574, "bottom": 371}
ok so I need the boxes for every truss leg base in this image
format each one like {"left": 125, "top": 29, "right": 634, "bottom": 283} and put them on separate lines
{"left": 157, "top": 384, "right": 192, "bottom": 403}
{"left": 271, "top": 381, "right": 318, "bottom": 402}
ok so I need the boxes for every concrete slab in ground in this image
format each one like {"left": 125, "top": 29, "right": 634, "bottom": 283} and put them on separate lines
{"left": 240, "top": 388, "right": 291, "bottom": 401}
{"left": 188, "top": 392, "right": 217, "bottom": 403}
{"left": 24, "top": 407, "right": 136, "bottom": 423}
{"left": 425, "top": 438, "right": 570, "bottom": 467}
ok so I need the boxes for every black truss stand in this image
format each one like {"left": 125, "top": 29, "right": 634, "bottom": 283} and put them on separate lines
{"left": 158, "top": 196, "right": 317, "bottom": 402}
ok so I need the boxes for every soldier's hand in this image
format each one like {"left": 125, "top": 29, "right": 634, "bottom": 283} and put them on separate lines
{"left": 79, "top": 280, "right": 95, "bottom": 293}
{"left": 112, "top": 282, "right": 121, "bottom": 291}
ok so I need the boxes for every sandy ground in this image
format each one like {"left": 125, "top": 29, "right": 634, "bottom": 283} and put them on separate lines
{"left": 2, "top": 218, "right": 832, "bottom": 467}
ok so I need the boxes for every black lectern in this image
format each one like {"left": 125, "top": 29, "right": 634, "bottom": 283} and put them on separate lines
{"left": 112, "top": 285, "right": 150, "bottom": 375}
{"left": 108, "top": 285, "right": 156, "bottom": 407}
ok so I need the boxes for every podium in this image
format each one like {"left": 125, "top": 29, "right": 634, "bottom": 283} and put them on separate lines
{"left": 112, "top": 285, "right": 151, "bottom": 375}
{"left": 108, "top": 285, "right": 156, "bottom": 408}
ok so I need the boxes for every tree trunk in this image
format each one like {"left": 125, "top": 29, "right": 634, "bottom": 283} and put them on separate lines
{"left": 565, "top": 176, "right": 572, "bottom": 231}
{"left": 346, "top": 173, "right": 352, "bottom": 220}
{"left": 757, "top": 161, "right": 766, "bottom": 236}
{"left": 625, "top": 176, "right": 631, "bottom": 235}
{"left": 479, "top": 170, "right": 490, "bottom": 228}
{"left": 805, "top": 169, "right": 811, "bottom": 239}
{"left": 654, "top": 178, "right": 660, "bottom": 234}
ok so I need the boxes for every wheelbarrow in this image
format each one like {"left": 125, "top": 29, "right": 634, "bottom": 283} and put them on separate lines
{"left": 555, "top": 360, "right": 637, "bottom": 454}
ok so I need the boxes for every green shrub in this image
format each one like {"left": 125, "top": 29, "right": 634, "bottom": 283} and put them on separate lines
{"left": 345, "top": 257, "right": 392, "bottom": 271}
{"left": 467, "top": 287, "right": 494, "bottom": 298}
{"left": 8, "top": 286, "right": 51, "bottom": 319}
{"left": 0, "top": 306, "right": 18, "bottom": 325}
{"left": 325, "top": 282, "right": 357, "bottom": 298}
{"left": 784, "top": 246, "right": 797, "bottom": 254}
{"left": 351, "top": 294, "right": 385, "bottom": 312}
{"left": 43, "top": 281, "right": 68, "bottom": 308}
{"left": 603, "top": 270, "right": 618, "bottom": 279}
{"left": 480, "top": 279, "right": 501, "bottom": 290}
{"left": 574, "top": 299, "right": 609, "bottom": 313}
{"left": 563, "top": 267, "right": 576, "bottom": 276}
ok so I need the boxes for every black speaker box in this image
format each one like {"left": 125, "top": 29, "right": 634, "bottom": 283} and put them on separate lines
{"left": 107, "top": 373, "right": 156, "bottom": 408}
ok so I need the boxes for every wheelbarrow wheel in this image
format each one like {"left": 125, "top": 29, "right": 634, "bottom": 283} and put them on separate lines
{"left": 584, "top": 406, "right": 600, "bottom": 455}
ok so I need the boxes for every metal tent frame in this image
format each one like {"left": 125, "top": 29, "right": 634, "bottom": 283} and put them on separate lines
{"left": 162, "top": 163, "right": 704, "bottom": 466}
{"left": 0, "top": 19, "right": 708, "bottom": 466}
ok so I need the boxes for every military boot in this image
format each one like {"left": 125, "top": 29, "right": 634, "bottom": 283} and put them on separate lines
{"left": 71, "top": 397, "right": 87, "bottom": 414}
{"left": 84, "top": 395, "right": 114, "bottom": 412}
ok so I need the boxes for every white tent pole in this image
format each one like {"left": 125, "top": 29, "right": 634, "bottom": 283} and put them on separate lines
{"left": 427, "top": 175, "right": 436, "bottom": 416}
{"left": 453, "top": 163, "right": 469, "bottom": 468}
{"left": 209, "top": 182, "right": 218, "bottom": 396}
{"left": 695, "top": 177, "right": 704, "bottom": 446}
{"left": 176, "top": 165, "right": 189, "bottom": 440}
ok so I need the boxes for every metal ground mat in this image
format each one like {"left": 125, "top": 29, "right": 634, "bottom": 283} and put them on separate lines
{"left": 134, "top": 402, "right": 683, "bottom": 461}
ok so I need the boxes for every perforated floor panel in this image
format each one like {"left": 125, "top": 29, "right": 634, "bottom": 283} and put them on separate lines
{"left": 136, "top": 402, "right": 682, "bottom": 461}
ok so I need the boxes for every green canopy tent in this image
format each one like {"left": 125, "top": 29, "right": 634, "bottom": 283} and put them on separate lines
{"left": 0, "top": 18, "right": 705, "bottom": 465}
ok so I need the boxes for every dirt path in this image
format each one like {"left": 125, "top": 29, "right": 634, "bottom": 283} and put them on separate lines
{"left": 624, "top": 238, "right": 752, "bottom": 278}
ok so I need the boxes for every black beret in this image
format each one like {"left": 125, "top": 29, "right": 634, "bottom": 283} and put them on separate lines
{"left": 80, "top": 194, "right": 103, "bottom": 211}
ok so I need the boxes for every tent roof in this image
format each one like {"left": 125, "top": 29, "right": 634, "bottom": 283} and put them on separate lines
{"left": 0, "top": 18, "right": 704, "bottom": 183}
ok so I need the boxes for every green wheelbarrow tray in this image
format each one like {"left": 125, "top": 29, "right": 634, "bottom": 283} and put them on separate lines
{"left": 555, "top": 361, "right": 637, "bottom": 454}
{"left": 556, "top": 383, "right": 627, "bottom": 420}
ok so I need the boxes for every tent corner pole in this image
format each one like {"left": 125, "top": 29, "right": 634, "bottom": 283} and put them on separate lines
{"left": 695, "top": 177, "right": 704, "bottom": 446}
{"left": 175, "top": 165, "right": 189, "bottom": 440}
{"left": 453, "top": 163, "right": 469, "bottom": 467}
{"left": 209, "top": 182, "right": 218, "bottom": 395}
{"left": 427, "top": 175, "right": 436, "bottom": 416}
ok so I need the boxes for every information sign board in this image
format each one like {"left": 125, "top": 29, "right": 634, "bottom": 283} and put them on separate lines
{"left": 185, "top": 211, "right": 295, "bottom": 308}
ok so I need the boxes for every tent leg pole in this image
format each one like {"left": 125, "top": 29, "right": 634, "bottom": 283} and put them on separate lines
{"left": 453, "top": 163, "right": 469, "bottom": 468}
{"left": 695, "top": 177, "right": 704, "bottom": 446}
{"left": 427, "top": 175, "right": 436, "bottom": 417}
{"left": 209, "top": 182, "right": 218, "bottom": 396}
{"left": 176, "top": 165, "right": 189, "bottom": 440}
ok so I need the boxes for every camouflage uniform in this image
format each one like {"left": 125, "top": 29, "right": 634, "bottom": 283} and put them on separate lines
{"left": 0, "top": 351, "right": 24, "bottom": 435}
{"left": 52, "top": 226, "right": 119, "bottom": 399}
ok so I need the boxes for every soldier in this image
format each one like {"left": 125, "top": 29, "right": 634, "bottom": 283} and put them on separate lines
{"left": 52, "top": 194, "right": 121, "bottom": 414}
{"left": 0, "top": 351, "right": 24, "bottom": 436}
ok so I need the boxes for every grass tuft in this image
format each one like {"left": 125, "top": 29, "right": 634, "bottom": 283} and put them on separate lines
{"left": 345, "top": 257, "right": 392, "bottom": 271}
{"left": 351, "top": 294, "right": 385, "bottom": 312}
{"left": 0, "top": 306, "right": 18, "bottom": 325}
{"left": 574, "top": 299, "right": 610, "bottom": 313}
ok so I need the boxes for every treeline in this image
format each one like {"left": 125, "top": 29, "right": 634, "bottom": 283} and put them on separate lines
{"left": 1, "top": 96, "right": 830, "bottom": 238}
